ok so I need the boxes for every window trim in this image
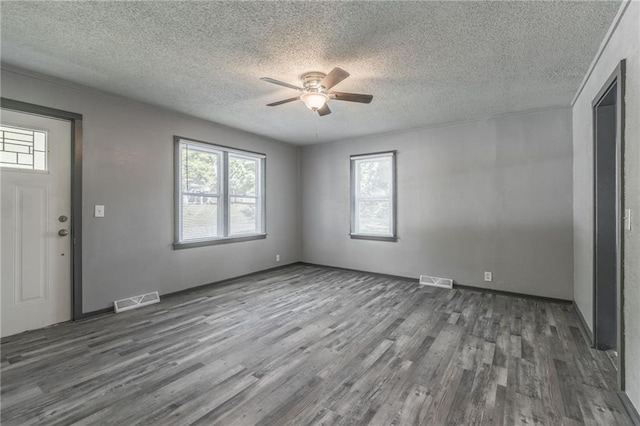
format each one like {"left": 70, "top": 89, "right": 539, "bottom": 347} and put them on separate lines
{"left": 350, "top": 150, "right": 397, "bottom": 242}
{"left": 173, "top": 136, "right": 266, "bottom": 249}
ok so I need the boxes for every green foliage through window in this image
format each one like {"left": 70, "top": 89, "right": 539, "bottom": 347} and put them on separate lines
{"left": 229, "top": 155, "right": 257, "bottom": 196}
{"left": 181, "top": 146, "right": 219, "bottom": 194}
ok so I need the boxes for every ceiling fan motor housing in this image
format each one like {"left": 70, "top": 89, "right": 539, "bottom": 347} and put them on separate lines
{"left": 301, "top": 71, "right": 327, "bottom": 92}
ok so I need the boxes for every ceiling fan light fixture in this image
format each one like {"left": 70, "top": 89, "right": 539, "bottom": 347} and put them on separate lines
{"left": 300, "top": 92, "right": 328, "bottom": 111}
{"left": 262, "top": 67, "right": 372, "bottom": 117}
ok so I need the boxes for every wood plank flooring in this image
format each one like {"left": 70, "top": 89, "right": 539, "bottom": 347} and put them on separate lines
{"left": 0, "top": 264, "right": 631, "bottom": 425}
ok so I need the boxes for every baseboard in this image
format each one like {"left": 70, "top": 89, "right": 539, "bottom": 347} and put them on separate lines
{"left": 299, "top": 262, "right": 572, "bottom": 304}
{"left": 80, "top": 262, "right": 572, "bottom": 319}
{"left": 573, "top": 302, "right": 594, "bottom": 347}
{"left": 161, "top": 262, "right": 300, "bottom": 301}
{"left": 619, "top": 392, "right": 640, "bottom": 426}
{"left": 75, "top": 307, "right": 112, "bottom": 321}
{"left": 453, "top": 283, "right": 572, "bottom": 305}
{"left": 298, "top": 262, "right": 416, "bottom": 283}
{"left": 76, "top": 262, "right": 301, "bottom": 320}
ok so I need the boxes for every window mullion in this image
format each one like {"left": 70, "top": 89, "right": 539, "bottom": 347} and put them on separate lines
{"left": 390, "top": 152, "right": 396, "bottom": 237}
{"left": 357, "top": 196, "right": 390, "bottom": 201}
{"left": 352, "top": 160, "right": 360, "bottom": 232}
{"left": 258, "top": 158, "right": 264, "bottom": 233}
{"left": 222, "top": 151, "right": 230, "bottom": 238}
{"left": 177, "top": 142, "right": 184, "bottom": 243}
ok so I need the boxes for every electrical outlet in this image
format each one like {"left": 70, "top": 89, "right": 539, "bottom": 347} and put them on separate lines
{"left": 94, "top": 205, "right": 105, "bottom": 218}
{"left": 484, "top": 271, "right": 492, "bottom": 282}
{"left": 276, "top": 254, "right": 280, "bottom": 262}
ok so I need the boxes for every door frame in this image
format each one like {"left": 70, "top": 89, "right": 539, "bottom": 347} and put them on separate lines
{"left": 591, "top": 59, "right": 625, "bottom": 390}
{"left": 1, "top": 98, "right": 84, "bottom": 321}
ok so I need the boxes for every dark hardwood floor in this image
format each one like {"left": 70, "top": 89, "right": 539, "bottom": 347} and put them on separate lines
{"left": 0, "top": 264, "right": 630, "bottom": 425}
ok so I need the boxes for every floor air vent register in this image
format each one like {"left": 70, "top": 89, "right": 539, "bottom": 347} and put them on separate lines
{"left": 114, "top": 292, "right": 160, "bottom": 313}
{"left": 419, "top": 275, "right": 454, "bottom": 289}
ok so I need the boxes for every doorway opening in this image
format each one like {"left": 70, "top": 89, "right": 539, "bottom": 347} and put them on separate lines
{"left": 592, "top": 60, "right": 625, "bottom": 390}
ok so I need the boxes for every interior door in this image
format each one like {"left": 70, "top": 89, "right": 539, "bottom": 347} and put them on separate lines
{"left": 1, "top": 109, "right": 72, "bottom": 337}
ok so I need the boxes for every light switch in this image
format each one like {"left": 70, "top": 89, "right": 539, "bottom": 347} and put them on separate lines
{"left": 95, "top": 205, "right": 105, "bottom": 218}
{"left": 624, "top": 209, "right": 632, "bottom": 231}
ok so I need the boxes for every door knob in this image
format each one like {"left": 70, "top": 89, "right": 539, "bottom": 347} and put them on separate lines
{"left": 58, "top": 229, "right": 70, "bottom": 237}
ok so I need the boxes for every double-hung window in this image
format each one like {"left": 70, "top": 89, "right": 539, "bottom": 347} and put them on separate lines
{"left": 174, "top": 136, "right": 266, "bottom": 248}
{"left": 350, "top": 151, "right": 397, "bottom": 241}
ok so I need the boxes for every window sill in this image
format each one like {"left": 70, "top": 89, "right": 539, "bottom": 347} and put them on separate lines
{"left": 173, "top": 233, "right": 267, "bottom": 250}
{"left": 349, "top": 234, "right": 397, "bottom": 242}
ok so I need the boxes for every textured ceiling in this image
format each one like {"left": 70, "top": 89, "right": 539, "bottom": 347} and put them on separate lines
{"left": 0, "top": 1, "right": 621, "bottom": 145}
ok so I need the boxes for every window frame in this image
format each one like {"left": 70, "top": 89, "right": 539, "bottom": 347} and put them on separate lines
{"left": 350, "top": 150, "right": 397, "bottom": 242}
{"left": 173, "top": 136, "right": 266, "bottom": 249}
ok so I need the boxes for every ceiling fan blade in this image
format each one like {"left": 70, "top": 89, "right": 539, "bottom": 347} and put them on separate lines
{"left": 321, "top": 67, "right": 350, "bottom": 90}
{"left": 317, "top": 104, "right": 331, "bottom": 116}
{"left": 331, "top": 92, "right": 373, "bottom": 104}
{"left": 266, "top": 97, "right": 300, "bottom": 107}
{"left": 260, "top": 77, "right": 303, "bottom": 91}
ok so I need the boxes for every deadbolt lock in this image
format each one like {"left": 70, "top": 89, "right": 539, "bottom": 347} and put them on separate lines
{"left": 59, "top": 215, "right": 68, "bottom": 223}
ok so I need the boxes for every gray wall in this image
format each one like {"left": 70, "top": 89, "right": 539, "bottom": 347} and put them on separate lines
{"left": 572, "top": 1, "right": 639, "bottom": 411}
{"left": 301, "top": 108, "right": 574, "bottom": 300}
{"left": 1, "top": 67, "right": 301, "bottom": 313}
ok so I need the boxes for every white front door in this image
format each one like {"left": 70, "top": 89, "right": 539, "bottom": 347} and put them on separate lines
{"left": 1, "top": 109, "right": 72, "bottom": 337}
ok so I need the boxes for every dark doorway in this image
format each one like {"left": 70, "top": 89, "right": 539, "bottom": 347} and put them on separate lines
{"left": 591, "top": 60, "right": 625, "bottom": 392}
{"left": 593, "top": 82, "right": 617, "bottom": 351}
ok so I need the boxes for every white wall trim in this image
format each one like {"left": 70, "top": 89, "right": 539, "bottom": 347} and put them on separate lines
{"left": 571, "top": 0, "right": 632, "bottom": 107}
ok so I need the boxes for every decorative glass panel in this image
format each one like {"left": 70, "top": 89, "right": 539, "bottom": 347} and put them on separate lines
{"left": 0, "top": 125, "right": 47, "bottom": 171}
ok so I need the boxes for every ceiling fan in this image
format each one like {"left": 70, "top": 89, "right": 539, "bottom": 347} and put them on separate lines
{"left": 260, "top": 67, "right": 373, "bottom": 116}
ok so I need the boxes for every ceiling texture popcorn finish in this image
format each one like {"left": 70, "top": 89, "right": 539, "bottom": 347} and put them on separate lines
{"left": 0, "top": 1, "right": 621, "bottom": 144}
